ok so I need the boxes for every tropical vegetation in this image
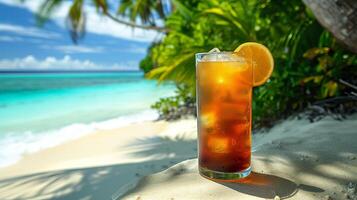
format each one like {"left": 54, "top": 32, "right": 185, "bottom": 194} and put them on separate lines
{"left": 35, "top": 0, "right": 357, "bottom": 127}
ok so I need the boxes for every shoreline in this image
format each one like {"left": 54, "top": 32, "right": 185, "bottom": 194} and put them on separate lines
{"left": 0, "top": 120, "right": 157, "bottom": 177}
{"left": 1, "top": 113, "right": 355, "bottom": 175}
{"left": 0, "top": 117, "right": 197, "bottom": 199}
{"left": 0, "top": 109, "right": 161, "bottom": 168}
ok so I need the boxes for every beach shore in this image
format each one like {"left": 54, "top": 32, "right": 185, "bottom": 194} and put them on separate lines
{"left": 1, "top": 114, "right": 356, "bottom": 200}
{"left": 0, "top": 118, "right": 197, "bottom": 200}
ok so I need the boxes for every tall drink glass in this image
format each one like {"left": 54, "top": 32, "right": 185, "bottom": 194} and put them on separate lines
{"left": 196, "top": 52, "right": 252, "bottom": 180}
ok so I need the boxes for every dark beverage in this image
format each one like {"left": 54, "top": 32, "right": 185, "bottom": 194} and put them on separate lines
{"left": 196, "top": 53, "right": 252, "bottom": 180}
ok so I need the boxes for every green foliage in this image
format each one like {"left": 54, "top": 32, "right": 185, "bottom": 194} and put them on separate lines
{"left": 151, "top": 85, "right": 195, "bottom": 120}
{"left": 252, "top": 31, "right": 357, "bottom": 127}
{"left": 34, "top": 0, "right": 357, "bottom": 125}
{"left": 144, "top": 0, "right": 357, "bottom": 126}
{"left": 139, "top": 55, "right": 154, "bottom": 73}
{"left": 139, "top": 43, "right": 156, "bottom": 73}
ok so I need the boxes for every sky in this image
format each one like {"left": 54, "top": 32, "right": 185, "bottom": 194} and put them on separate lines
{"left": 0, "top": 0, "right": 160, "bottom": 71}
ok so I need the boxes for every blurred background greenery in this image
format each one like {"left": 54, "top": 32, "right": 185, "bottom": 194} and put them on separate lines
{"left": 39, "top": 0, "right": 357, "bottom": 128}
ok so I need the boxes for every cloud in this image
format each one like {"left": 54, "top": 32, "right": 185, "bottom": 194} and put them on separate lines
{"left": 0, "top": 23, "right": 61, "bottom": 39}
{"left": 0, "top": 0, "right": 159, "bottom": 42}
{"left": 40, "top": 45, "right": 103, "bottom": 54}
{"left": 0, "top": 55, "right": 138, "bottom": 71}
{"left": 0, "top": 35, "right": 24, "bottom": 42}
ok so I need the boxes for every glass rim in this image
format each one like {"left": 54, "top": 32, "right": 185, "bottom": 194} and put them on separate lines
{"left": 195, "top": 51, "right": 240, "bottom": 56}
{"left": 195, "top": 51, "right": 246, "bottom": 62}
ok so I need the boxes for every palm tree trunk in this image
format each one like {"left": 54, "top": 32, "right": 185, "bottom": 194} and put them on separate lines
{"left": 303, "top": 0, "right": 357, "bottom": 53}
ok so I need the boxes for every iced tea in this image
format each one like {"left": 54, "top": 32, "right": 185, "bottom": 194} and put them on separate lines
{"left": 196, "top": 52, "right": 252, "bottom": 180}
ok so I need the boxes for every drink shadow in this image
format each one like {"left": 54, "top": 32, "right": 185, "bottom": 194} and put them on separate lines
{"left": 214, "top": 171, "right": 323, "bottom": 199}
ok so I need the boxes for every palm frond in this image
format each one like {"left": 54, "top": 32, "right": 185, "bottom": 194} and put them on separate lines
{"left": 66, "top": 0, "right": 85, "bottom": 43}
{"left": 201, "top": 8, "right": 249, "bottom": 40}
{"left": 118, "top": 0, "right": 166, "bottom": 25}
{"left": 171, "top": 0, "right": 193, "bottom": 20}
{"left": 147, "top": 52, "right": 195, "bottom": 85}
{"left": 92, "top": 0, "right": 109, "bottom": 13}
{"left": 118, "top": 0, "right": 133, "bottom": 15}
{"left": 36, "top": 0, "right": 63, "bottom": 25}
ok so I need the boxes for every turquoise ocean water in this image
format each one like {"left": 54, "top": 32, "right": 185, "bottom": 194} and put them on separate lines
{"left": 0, "top": 71, "right": 175, "bottom": 166}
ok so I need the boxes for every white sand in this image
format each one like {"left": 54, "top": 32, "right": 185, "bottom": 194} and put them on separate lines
{"left": 122, "top": 115, "right": 357, "bottom": 200}
{"left": 0, "top": 118, "right": 197, "bottom": 200}
{"left": 0, "top": 115, "right": 356, "bottom": 200}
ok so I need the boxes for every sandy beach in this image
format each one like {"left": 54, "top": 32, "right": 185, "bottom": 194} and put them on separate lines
{"left": 0, "top": 114, "right": 356, "bottom": 200}
{"left": 122, "top": 114, "right": 357, "bottom": 200}
{"left": 0, "top": 118, "right": 197, "bottom": 200}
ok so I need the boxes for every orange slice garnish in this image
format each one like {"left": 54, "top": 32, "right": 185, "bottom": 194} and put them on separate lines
{"left": 235, "top": 42, "right": 274, "bottom": 86}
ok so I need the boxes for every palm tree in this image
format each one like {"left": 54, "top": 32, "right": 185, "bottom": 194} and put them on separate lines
{"left": 35, "top": 0, "right": 169, "bottom": 42}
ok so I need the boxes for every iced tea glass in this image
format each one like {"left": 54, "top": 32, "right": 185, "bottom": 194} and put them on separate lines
{"left": 196, "top": 52, "right": 252, "bottom": 180}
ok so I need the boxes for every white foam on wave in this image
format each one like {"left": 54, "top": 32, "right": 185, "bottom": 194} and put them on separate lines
{"left": 0, "top": 109, "right": 159, "bottom": 167}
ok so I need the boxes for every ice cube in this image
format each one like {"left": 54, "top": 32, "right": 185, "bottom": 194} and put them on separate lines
{"left": 209, "top": 48, "right": 221, "bottom": 53}
{"left": 207, "top": 135, "right": 230, "bottom": 153}
{"left": 226, "top": 52, "right": 244, "bottom": 61}
{"left": 215, "top": 53, "right": 227, "bottom": 61}
{"left": 201, "top": 112, "right": 216, "bottom": 128}
{"left": 217, "top": 52, "right": 245, "bottom": 62}
{"left": 234, "top": 122, "right": 250, "bottom": 136}
{"left": 201, "top": 48, "right": 220, "bottom": 61}
{"left": 201, "top": 48, "right": 245, "bottom": 62}
{"left": 201, "top": 54, "right": 217, "bottom": 61}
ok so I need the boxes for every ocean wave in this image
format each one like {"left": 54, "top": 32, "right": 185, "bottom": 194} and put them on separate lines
{"left": 0, "top": 110, "right": 159, "bottom": 167}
